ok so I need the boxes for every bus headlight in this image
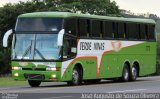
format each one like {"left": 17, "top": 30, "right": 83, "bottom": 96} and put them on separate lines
{"left": 46, "top": 67, "right": 60, "bottom": 71}
{"left": 12, "top": 66, "right": 22, "bottom": 70}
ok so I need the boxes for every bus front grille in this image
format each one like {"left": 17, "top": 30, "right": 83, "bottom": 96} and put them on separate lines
{"left": 24, "top": 74, "right": 45, "bottom": 80}
{"left": 22, "top": 68, "right": 46, "bottom": 71}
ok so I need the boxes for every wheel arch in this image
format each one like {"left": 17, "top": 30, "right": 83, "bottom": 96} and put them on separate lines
{"left": 73, "top": 62, "right": 84, "bottom": 79}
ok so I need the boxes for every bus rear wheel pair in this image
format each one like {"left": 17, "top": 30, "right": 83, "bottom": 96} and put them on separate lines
{"left": 121, "top": 64, "right": 138, "bottom": 82}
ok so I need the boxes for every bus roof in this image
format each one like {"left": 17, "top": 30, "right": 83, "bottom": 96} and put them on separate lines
{"left": 18, "top": 12, "right": 156, "bottom": 24}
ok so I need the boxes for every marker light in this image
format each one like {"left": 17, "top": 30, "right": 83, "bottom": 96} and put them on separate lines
{"left": 12, "top": 66, "right": 22, "bottom": 70}
{"left": 46, "top": 67, "right": 60, "bottom": 71}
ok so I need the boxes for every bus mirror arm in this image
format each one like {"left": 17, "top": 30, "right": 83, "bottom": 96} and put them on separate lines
{"left": 3, "top": 29, "right": 13, "bottom": 47}
{"left": 57, "top": 29, "right": 65, "bottom": 46}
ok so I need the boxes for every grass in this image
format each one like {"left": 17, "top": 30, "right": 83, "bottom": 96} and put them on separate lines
{"left": 0, "top": 77, "right": 28, "bottom": 87}
{"left": 0, "top": 77, "right": 63, "bottom": 87}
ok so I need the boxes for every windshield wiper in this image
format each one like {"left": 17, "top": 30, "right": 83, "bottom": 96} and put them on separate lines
{"left": 21, "top": 41, "right": 32, "bottom": 59}
{"left": 35, "top": 48, "right": 46, "bottom": 60}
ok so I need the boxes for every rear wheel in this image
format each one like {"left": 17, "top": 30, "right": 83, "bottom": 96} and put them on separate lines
{"left": 28, "top": 80, "right": 41, "bottom": 87}
{"left": 121, "top": 64, "right": 130, "bottom": 82}
{"left": 130, "top": 64, "right": 138, "bottom": 81}
{"left": 67, "top": 67, "right": 82, "bottom": 86}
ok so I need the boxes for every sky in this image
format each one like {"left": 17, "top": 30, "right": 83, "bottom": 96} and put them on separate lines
{"left": 0, "top": 0, "right": 30, "bottom": 7}
{"left": 0, "top": 0, "right": 159, "bottom": 17}
{"left": 111, "top": 0, "right": 160, "bottom": 17}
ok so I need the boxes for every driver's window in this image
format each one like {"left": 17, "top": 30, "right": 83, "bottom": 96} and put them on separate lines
{"left": 63, "top": 35, "right": 77, "bottom": 59}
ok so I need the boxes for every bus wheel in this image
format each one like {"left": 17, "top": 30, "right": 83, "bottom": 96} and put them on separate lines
{"left": 130, "top": 64, "right": 138, "bottom": 81}
{"left": 68, "top": 67, "right": 81, "bottom": 86}
{"left": 122, "top": 64, "right": 130, "bottom": 82}
{"left": 28, "top": 80, "right": 41, "bottom": 87}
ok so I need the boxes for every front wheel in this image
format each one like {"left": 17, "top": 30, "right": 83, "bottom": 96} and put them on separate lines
{"left": 28, "top": 80, "right": 41, "bottom": 87}
{"left": 67, "top": 67, "right": 82, "bottom": 86}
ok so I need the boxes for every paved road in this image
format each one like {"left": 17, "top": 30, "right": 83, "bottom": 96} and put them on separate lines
{"left": 1, "top": 76, "right": 160, "bottom": 99}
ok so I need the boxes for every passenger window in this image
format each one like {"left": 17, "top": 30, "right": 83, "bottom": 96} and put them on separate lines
{"left": 78, "top": 19, "right": 90, "bottom": 37}
{"left": 148, "top": 24, "right": 155, "bottom": 40}
{"left": 104, "top": 21, "right": 114, "bottom": 39}
{"left": 127, "top": 23, "right": 139, "bottom": 39}
{"left": 140, "top": 24, "right": 147, "bottom": 40}
{"left": 91, "top": 20, "right": 101, "bottom": 38}
{"left": 118, "top": 22, "right": 125, "bottom": 39}
{"left": 65, "top": 18, "right": 77, "bottom": 36}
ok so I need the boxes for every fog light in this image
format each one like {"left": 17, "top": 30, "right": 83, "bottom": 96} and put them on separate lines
{"left": 14, "top": 73, "right": 19, "bottom": 77}
{"left": 51, "top": 74, "right": 56, "bottom": 78}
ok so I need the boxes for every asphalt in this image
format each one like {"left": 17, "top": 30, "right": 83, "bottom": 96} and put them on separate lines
{"left": 1, "top": 76, "right": 160, "bottom": 99}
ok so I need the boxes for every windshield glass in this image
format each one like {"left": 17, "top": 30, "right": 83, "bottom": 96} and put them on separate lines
{"left": 16, "top": 18, "right": 63, "bottom": 32}
{"left": 13, "top": 33, "right": 61, "bottom": 60}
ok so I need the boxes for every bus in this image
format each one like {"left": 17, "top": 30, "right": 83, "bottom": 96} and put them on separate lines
{"left": 3, "top": 12, "right": 156, "bottom": 87}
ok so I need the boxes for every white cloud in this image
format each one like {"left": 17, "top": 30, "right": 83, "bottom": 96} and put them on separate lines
{"left": 0, "top": 0, "right": 160, "bottom": 17}
{"left": 0, "top": 0, "right": 30, "bottom": 7}
{"left": 111, "top": 0, "right": 160, "bottom": 17}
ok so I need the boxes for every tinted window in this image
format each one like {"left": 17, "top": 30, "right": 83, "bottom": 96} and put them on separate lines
{"left": 16, "top": 18, "right": 63, "bottom": 32}
{"left": 78, "top": 19, "right": 90, "bottom": 37}
{"left": 113, "top": 22, "right": 118, "bottom": 38}
{"left": 127, "top": 23, "right": 139, "bottom": 39}
{"left": 91, "top": 20, "right": 101, "bottom": 37}
{"left": 104, "top": 21, "right": 114, "bottom": 38}
{"left": 140, "top": 24, "right": 147, "bottom": 40}
{"left": 118, "top": 22, "right": 125, "bottom": 39}
{"left": 148, "top": 24, "right": 155, "bottom": 40}
{"left": 65, "top": 18, "right": 77, "bottom": 36}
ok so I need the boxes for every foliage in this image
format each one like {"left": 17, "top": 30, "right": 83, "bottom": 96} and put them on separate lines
{"left": 0, "top": 0, "right": 120, "bottom": 74}
{"left": 59, "top": 0, "right": 120, "bottom": 16}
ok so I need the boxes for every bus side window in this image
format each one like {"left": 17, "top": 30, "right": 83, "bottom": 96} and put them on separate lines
{"left": 65, "top": 18, "right": 77, "bottom": 36}
{"left": 113, "top": 22, "right": 118, "bottom": 39}
{"left": 78, "top": 19, "right": 91, "bottom": 38}
{"left": 127, "top": 23, "right": 139, "bottom": 40}
{"left": 91, "top": 20, "right": 101, "bottom": 38}
{"left": 118, "top": 22, "right": 125, "bottom": 39}
{"left": 140, "top": 24, "right": 147, "bottom": 40}
{"left": 145, "top": 25, "right": 149, "bottom": 40}
{"left": 100, "top": 21, "right": 104, "bottom": 38}
{"left": 104, "top": 21, "right": 114, "bottom": 39}
{"left": 147, "top": 24, "right": 155, "bottom": 40}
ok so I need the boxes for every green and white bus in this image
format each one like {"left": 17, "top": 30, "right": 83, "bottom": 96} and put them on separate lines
{"left": 3, "top": 12, "right": 156, "bottom": 87}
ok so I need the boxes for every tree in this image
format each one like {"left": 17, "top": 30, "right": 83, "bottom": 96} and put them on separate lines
{"left": 59, "top": 0, "right": 120, "bottom": 16}
{"left": 0, "top": 0, "right": 120, "bottom": 74}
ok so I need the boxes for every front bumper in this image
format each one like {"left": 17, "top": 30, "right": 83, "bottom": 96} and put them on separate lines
{"left": 12, "top": 70, "right": 61, "bottom": 82}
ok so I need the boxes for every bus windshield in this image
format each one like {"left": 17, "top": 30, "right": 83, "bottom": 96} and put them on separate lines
{"left": 13, "top": 33, "right": 61, "bottom": 60}
{"left": 16, "top": 18, "right": 63, "bottom": 32}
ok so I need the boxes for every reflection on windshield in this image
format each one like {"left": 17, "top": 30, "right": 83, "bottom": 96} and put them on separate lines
{"left": 16, "top": 18, "right": 62, "bottom": 32}
{"left": 13, "top": 33, "right": 61, "bottom": 60}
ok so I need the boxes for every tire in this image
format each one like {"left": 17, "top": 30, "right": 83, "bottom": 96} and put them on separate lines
{"left": 67, "top": 67, "right": 82, "bottom": 86}
{"left": 121, "top": 64, "right": 130, "bottom": 82}
{"left": 130, "top": 65, "right": 138, "bottom": 81}
{"left": 28, "top": 80, "right": 41, "bottom": 87}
